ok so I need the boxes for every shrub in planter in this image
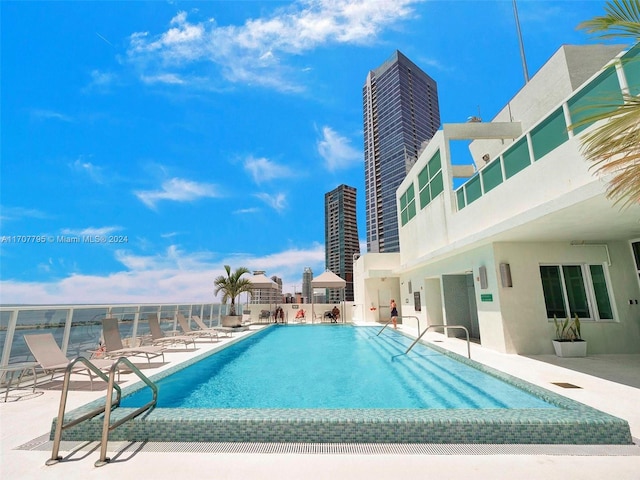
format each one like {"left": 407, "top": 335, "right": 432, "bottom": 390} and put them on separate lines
{"left": 552, "top": 314, "right": 587, "bottom": 357}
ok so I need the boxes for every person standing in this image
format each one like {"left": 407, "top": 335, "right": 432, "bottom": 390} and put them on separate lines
{"left": 390, "top": 299, "right": 398, "bottom": 329}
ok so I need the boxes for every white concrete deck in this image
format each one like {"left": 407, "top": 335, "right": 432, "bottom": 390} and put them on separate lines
{"left": 1, "top": 323, "right": 639, "bottom": 479}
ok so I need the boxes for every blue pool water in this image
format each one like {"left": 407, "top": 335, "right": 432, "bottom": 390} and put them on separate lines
{"left": 121, "top": 325, "right": 555, "bottom": 410}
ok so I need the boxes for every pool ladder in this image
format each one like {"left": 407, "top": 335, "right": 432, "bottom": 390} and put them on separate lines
{"left": 46, "top": 356, "right": 158, "bottom": 468}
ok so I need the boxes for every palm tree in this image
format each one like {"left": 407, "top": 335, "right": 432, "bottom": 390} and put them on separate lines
{"left": 213, "top": 265, "right": 253, "bottom": 316}
{"left": 573, "top": 0, "right": 640, "bottom": 207}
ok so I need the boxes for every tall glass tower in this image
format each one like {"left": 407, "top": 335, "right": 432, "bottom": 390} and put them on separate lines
{"left": 324, "top": 185, "right": 360, "bottom": 302}
{"left": 363, "top": 51, "right": 440, "bottom": 253}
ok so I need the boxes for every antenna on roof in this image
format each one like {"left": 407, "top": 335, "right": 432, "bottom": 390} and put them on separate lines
{"left": 513, "top": 0, "right": 530, "bottom": 83}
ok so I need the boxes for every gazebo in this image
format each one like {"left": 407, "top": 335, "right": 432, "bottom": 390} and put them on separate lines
{"left": 311, "top": 270, "right": 346, "bottom": 322}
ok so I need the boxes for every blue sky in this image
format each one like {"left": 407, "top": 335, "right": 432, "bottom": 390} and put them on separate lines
{"left": 0, "top": 0, "right": 615, "bottom": 304}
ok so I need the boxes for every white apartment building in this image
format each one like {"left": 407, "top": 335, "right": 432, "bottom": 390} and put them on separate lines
{"left": 354, "top": 43, "right": 640, "bottom": 355}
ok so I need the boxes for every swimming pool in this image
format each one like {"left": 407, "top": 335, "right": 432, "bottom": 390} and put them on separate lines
{"left": 55, "top": 325, "right": 633, "bottom": 445}
{"left": 121, "top": 325, "right": 553, "bottom": 409}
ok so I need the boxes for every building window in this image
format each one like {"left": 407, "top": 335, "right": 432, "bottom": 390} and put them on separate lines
{"left": 632, "top": 240, "right": 640, "bottom": 284}
{"left": 418, "top": 149, "right": 443, "bottom": 209}
{"left": 399, "top": 183, "right": 416, "bottom": 226}
{"left": 540, "top": 264, "right": 614, "bottom": 321}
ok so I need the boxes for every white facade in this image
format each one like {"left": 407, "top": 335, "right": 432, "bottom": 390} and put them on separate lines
{"left": 354, "top": 44, "right": 640, "bottom": 355}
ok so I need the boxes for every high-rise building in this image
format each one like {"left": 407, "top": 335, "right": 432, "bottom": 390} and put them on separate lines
{"left": 271, "top": 275, "right": 283, "bottom": 304}
{"left": 324, "top": 184, "right": 360, "bottom": 302}
{"left": 363, "top": 50, "right": 440, "bottom": 253}
{"left": 302, "top": 267, "right": 313, "bottom": 304}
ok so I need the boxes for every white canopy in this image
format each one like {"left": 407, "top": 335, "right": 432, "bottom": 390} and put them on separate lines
{"left": 248, "top": 273, "right": 278, "bottom": 289}
{"left": 311, "top": 270, "right": 346, "bottom": 288}
{"left": 311, "top": 270, "right": 346, "bottom": 322}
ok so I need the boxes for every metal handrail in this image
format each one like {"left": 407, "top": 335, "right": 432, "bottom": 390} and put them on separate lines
{"left": 405, "top": 324, "right": 471, "bottom": 359}
{"left": 376, "top": 315, "right": 421, "bottom": 336}
{"left": 95, "top": 357, "right": 158, "bottom": 467}
{"left": 45, "top": 356, "right": 157, "bottom": 468}
{"left": 376, "top": 317, "right": 394, "bottom": 336}
{"left": 46, "top": 357, "right": 120, "bottom": 466}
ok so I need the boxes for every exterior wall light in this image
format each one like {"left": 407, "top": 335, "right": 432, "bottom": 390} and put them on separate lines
{"left": 500, "top": 263, "right": 513, "bottom": 288}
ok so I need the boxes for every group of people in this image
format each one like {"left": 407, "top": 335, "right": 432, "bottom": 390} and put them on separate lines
{"left": 270, "top": 301, "right": 397, "bottom": 326}
{"left": 273, "top": 306, "right": 284, "bottom": 323}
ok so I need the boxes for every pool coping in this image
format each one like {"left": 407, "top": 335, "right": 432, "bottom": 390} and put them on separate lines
{"left": 53, "top": 325, "right": 633, "bottom": 445}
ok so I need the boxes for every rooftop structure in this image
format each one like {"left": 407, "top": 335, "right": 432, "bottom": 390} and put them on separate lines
{"left": 355, "top": 43, "right": 640, "bottom": 356}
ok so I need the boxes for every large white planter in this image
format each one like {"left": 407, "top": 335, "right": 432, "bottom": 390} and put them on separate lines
{"left": 221, "top": 315, "right": 243, "bottom": 328}
{"left": 552, "top": 340, "right": 587, "bottom": 357}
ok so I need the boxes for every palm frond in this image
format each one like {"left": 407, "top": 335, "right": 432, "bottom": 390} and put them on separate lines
{"left": 578, "top": 0, "right": 640, "bottom": 40}
{"left": 571, "top": 94, "right": 640, "bottom": 208}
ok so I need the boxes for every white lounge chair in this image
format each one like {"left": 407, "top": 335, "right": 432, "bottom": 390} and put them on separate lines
{"left": 147, "top": 313, "right": 196, "bottom": 349}
{"left": 102, "top": 318, "right": 165, "bottom": 364}
{"left": 192, "top": 315, "right": 238, "bottom": 337}
{"left": 177, "top": 313, "right": 219, "bottom": 342}
{"left": 24, "top": 333, "right": 118, "bottom": 390}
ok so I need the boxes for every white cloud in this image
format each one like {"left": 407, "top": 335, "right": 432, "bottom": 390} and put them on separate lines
{"left": 243, "top": 156, "right": 294, "bottom": 183}
{"left": 88, "top": 69, "right": 116, "bottom": 88}
{"left": 255, "top": 192, "right": 287, "bottom": 212}
{"left": 126, "top": 1, "right": 422, "bottom": 92}
{"left": 70, "top": 156, "right": 106, "bottom": 183}
{"left": 234, "top": 207, "right": 260, "bottom": 215}
{"left": 30, "top": 109, "right": 73, "bottom": 122}
{"left": 317, "top": 126, "right": 362, "bottom": 171}
{"left": 0, "top": 206, "right": 49, "bottom": 223}
{"left": 60, "top": 226, "right": 122, "bottom": 236}
{"left": 0, "top": 243, "right": 326, "bottom": 304}
{"left": 140, "top": 73, "right": 185, "bottom": 84}
{"left": 135, "top": 177, "right": 220, "bottom": 209}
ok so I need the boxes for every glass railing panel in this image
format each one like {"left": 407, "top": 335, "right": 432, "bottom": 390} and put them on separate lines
{"left": 137, "top": 305, "right": 160, "bottom": 339}
{"left": 568, "top": 66, "right": 623, "bottom": 134}
{"left": 0, "top": 310, "right": 14, "bottom": 363}
{"left": 202, "top": 305, "right": 214, "bottom": 325}
{"left": 481, "top": 160, "right": 503, "bottom": 193}
{"left": 465, "top": 175, "right": 482, "bottom": 205}
{"left": 456, "top": 188, "right": 466, "bottom": 210}
{"left": 531, "top": 107, "right": 568, "bottom": 161}
{"left": 67, "top": 308, "right": 108, "bottom": 358}
{"left": 503, "top": 137, "right": 530, "bottom": 179}
{"left": 622, "top": 44, "right": 640, "bottom": 96}
{"left": 12, "top": 309, "right": 70, "bottom": 363}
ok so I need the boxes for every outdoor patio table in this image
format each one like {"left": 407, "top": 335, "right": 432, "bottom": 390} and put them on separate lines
{"left": 0, "top": 362, "right": 38, "bottom": 402}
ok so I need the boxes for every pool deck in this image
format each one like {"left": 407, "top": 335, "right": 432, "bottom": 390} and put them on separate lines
{"left": 2, "top": 322, "right": 640, "bottom": 479}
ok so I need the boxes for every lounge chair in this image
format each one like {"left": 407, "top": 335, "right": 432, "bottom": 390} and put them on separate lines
{"left": 24, "top": 333, "right": 118, "bottom": 390}
{"left": 102, "top": 318, "right": 165, "bottom": 364}
{"left": 147, "top": 314, "right": 196, "bottom": 350}
{"left": 176, "top": 313, "right": 219, "bottom": 342}
{"left": 192, "top": 315, "right": 240, "bottom": 337}
{"left": 258, "top": 310, "right": 271, "bottom": 324}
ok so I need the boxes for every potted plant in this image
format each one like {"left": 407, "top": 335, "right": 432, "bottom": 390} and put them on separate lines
{"left": 214, "top": 265, "right": 253, "bottom": 328}
{"left": 552, "top": 314, "right": 587, "bottom": 357}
